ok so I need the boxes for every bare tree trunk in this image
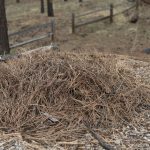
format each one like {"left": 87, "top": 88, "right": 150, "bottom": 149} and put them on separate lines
{"left": 47, "top": 0, "right": 54, "bottom": 17}
{"left": 0, "top": 0, "right": 10, "bottom": 54}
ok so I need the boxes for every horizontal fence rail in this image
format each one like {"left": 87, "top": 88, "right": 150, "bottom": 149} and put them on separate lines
{"left": 9, "top": 20, "right": 55, "bottom": 49}
{"left": 8, "top": 22, "right": 51, "bottom": 37}
{"left": 76, "top": 6, "right": 109, "bottom": 18}
{"left": 72, "top": 1, "right": 138, "bottom": 33}
{"left": 75, "top": 16, "right": 110, "bottom": 28}
{"left": 114, "top": 4, "right": 136, "bottom": 17}
{"left": 10, "top": 33, "right": 52, "bottom": 49}
{"left": 76, "top": 1, "right": 130, "bottom": 18}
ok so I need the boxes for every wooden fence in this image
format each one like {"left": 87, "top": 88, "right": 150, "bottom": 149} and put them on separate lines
{"left": 71, "top": 1, "right": 139, "bottom": 33}
{"left": 9, "top": 19, "right": 56, "bottom": 49}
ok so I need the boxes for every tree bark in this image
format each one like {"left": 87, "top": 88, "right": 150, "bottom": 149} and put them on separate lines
{"left": 47, "top": 0, "right": 54, "bottom": 17}
{"left": 0, "top": 0, "right": 10, "bottom": 54}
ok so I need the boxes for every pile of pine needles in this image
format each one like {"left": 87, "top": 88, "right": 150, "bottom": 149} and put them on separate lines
{"left": 0, "top": 51, "right": 149, "bottom": 146}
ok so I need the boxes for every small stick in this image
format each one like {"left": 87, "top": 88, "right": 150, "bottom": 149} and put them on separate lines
{"left": 84, "top": 123, "right": 116, "bottom": 150}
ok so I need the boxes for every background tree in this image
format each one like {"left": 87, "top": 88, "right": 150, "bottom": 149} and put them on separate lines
{"left": 47, "top": 0, "right": 54, "bottom": 17}
{"left": 0, "top": 0, "right": 10, "bottom": 54}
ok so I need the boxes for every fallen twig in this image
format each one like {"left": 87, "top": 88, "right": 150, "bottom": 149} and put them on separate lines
{"left": 84, "top": 123, "right": 116, "bottom": 150}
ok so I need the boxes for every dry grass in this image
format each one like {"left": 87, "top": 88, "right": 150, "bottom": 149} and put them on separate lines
{"left": 0, "top": 51, "right": 149, "bottom": 147}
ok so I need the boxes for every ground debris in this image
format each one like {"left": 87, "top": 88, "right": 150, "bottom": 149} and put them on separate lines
{"left": 0, "top": 52, "right": 149, "bottom": 149}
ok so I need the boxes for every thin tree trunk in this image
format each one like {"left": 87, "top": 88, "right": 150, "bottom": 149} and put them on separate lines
{"left": 47, "top": 0, "right": 54, "bottom": 17}
{"left": 0, "top": 0, "right": 10, "bottom": 54}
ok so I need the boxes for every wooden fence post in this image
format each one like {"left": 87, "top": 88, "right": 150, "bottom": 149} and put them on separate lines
{"left": 110, "top": 3, "right": 114, "bottom": 23}
{"left": 51, "top": 19, "right": 55, "bottom": 42}
{"left": 72, "top": 13, "right": 75, "bottom": 34}
{"left": 41, "top": 0, "right": 45, "bottom": 13}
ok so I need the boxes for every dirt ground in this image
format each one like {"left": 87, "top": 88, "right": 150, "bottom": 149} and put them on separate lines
{"left": 1, "top": 1, "right": 150, "bottom": 149}
{"left": 6, "top": 0, "right": 150, "bottom": 62}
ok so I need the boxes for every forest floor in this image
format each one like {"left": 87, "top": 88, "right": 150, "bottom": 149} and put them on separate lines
{"left": 0, "top": 0, "right": 149, "bottom": 149}
{"left": 0, "top": 51, "right": 150, "bottom": 150}
{"left": 6, "top": 0, "right": 150, "bottom": 61}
